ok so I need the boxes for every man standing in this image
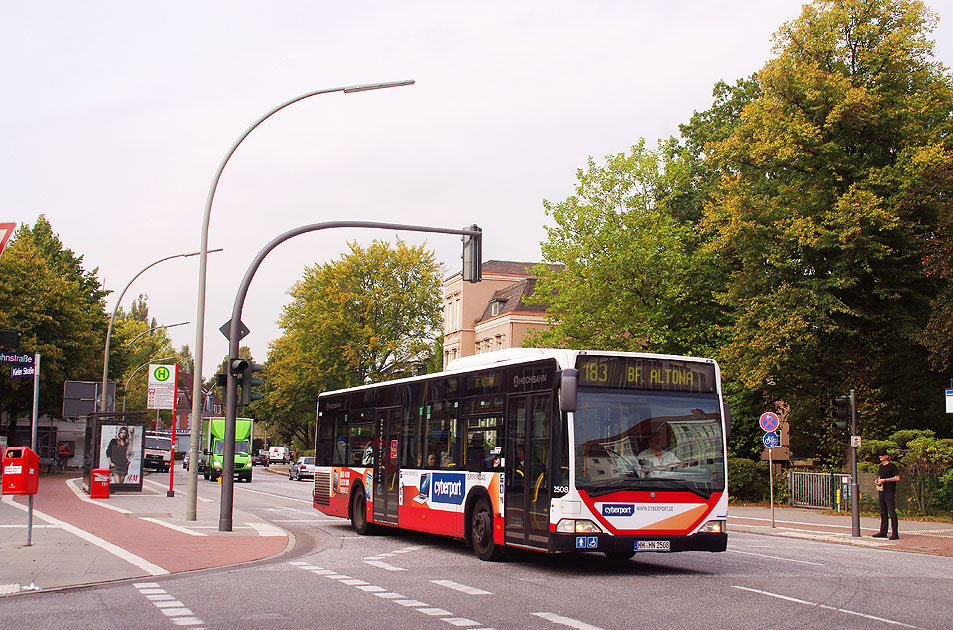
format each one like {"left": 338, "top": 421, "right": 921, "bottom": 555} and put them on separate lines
{"left": 873, "top": 448, "right": 900, "bottom": 540}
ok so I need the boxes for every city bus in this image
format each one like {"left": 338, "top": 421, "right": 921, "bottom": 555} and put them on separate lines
{"left": 312, "top": 348, "right": 728, "bottom": 561}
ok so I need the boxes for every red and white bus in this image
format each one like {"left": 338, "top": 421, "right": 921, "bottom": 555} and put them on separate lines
{"left": 312, "top": 348, "right": 728, "bottom": 560}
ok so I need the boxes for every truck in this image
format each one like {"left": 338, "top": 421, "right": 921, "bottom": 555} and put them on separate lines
{"left": 144, "top": 432, "right": 173, "bottom": 472}
{"left": 268, "top": 446, "right": 290, "bottom": 464}
{"left": 201, "top": 417, "right": 253, "bottom": 482}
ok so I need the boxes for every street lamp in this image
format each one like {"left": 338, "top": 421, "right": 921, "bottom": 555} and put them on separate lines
{"left": 123, "top": 321, "right": 190, "bottom": 348}
{"left": 99, "top": 250, "right": 221, "bottom": 415}
{"left": 187, "top": 79, "right": 415, "bottom": 521}
{"left": 122, "top": 355, "right": 177, "bottom": 412}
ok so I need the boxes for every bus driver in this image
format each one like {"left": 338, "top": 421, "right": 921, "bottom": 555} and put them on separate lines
{"left": 638, "top": 431, "right": 679, "bottom": 473}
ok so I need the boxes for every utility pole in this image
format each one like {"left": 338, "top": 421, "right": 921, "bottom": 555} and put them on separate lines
{"left": 849, "top": 388, "right": 860, "bottom": 537}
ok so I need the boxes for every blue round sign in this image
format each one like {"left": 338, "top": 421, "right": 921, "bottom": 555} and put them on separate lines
{"left": 763, "top": 431, "right": 780, "bottom": 449}
{"left": 759, "top": 412, "right": 780, "bottom": 432}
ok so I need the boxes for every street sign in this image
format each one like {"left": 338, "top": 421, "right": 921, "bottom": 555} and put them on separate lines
{"left": 946, "top": 389, "right": 953, "bottom": 413}
{"left": 759, "top": 411, "right": 780, "bottom": 433}
{"left": 0, "top": 222, "right": 15, "bottom": 258}
{"left": 10, "top": 365, "right": 35, "bottom": 378}
{"left": 763, "top": 431, "right": 780, "bottom": 449}
{"left": 219, "top": 319, "right": 250, "bottom": 341}
{"left": 850, "top": 435, "right": 861, "bottom": 448}
{"left": 0, "top": 351, "right": 32, "bottom": 367}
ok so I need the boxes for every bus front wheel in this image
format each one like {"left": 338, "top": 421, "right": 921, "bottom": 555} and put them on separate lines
{"left": 471, "top": 497, "right": 503, "bottom": 561}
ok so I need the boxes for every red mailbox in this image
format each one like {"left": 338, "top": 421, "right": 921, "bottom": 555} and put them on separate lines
{"left": 90, "top": 468, "right": 110, "bottom": 499}
{"left": 2, "top": 446, "right": 40, "bottom": 495}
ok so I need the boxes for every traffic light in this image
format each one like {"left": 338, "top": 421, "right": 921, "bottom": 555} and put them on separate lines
{"left": 240, "top": 361, "right": 264, "bottom": 406}
{"left": 829, "top": 395, "right": 849, "bottom": 434}
{"left": 462, "top": 224, "right": 482, "bottom": 283}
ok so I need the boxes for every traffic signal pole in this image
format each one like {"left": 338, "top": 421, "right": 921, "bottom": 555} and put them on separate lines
{"left": 849, "top": 388, "right": 860, "bottom": 537}
{"left": 218, "top": 220, "right": 483, "bottom": 531}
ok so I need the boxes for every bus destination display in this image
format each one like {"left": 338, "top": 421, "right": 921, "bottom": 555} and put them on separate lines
{"left": 577, "top": 356, "right": 716, "bottom": 393}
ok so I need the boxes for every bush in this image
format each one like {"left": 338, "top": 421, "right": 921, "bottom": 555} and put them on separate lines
{"left": 728, "top": 457, "right": 771, "bottom": 503}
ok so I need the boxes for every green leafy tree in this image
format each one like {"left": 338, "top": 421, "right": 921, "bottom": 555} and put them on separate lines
{"left": 0, "top": 217, "right": 108, "bottom": 424}
{"left": 526, "top": 140, "right": 724, "bottom": 357}
{"left": 697, "top": 0, "right": 953, "bottom": 456}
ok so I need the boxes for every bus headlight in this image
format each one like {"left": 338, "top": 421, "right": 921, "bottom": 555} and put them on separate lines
{"left": 556, "top": 519, "right": 603, "bottom": 534}
{"left": 697, "top": 520, "right": 726, "bottom": 534}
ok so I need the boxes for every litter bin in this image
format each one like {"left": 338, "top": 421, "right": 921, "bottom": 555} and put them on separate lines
{"left": 2, "top": 446, "right": 40, "bottom": 495}
{"left": 90, "top": 468, "right": 110, "bottom": 499}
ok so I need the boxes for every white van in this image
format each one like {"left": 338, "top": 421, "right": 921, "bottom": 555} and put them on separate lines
{"left": 144, "top": 432, "right": 173, "bottom": 472}
{"left": 268, "top": 446, "right": 290, "bottom": 464}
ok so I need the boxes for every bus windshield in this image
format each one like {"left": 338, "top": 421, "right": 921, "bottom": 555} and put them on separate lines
{"left": 573, "top": 390, "right": 725, "bottom": 498}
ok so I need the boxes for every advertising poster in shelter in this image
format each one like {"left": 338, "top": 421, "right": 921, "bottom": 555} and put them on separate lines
{"left": 98, "top": 424, "right": 143, "bottom": 487}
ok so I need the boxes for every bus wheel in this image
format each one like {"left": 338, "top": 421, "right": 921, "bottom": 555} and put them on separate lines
{"left": 604, "top": 550, "right": 635, "bottom": 561}
{"left": 351, "top": 487, "right": 375, "bottom": 535}
{"left": 471, "top": 497, "right": 502, "bottom": 561}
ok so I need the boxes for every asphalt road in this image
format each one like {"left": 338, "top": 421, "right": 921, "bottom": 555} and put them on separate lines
{"left": 2, "top": 467, "right": 951, "bottom": 630}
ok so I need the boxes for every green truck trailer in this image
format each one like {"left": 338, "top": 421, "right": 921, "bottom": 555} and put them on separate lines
{"left": 201, "top": 417, "right": 253, "bottom": 482}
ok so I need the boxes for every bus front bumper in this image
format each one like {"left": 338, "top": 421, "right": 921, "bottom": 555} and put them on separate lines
{"left": 550, "top": 531, "right": 727, "bottom": 553}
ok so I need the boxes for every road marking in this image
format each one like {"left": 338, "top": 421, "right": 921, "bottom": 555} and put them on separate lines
{"left": 431, "top": 579, "right": 492, "bottom": 595}
{"left": 533, "top": 612, "right": 606, "bottom": 630}
{"left": 65, "top": 478, "right": 209, "bottom": 536}
{"left": 235, "top": 486, "right": 313, "bottom": 504}
{"left": 287, "top": 562, "right": 496, "bottom": 629}
{"left": 3, "top": 496, "right": 168, "bottom": 575}
{"left": 730, "top": 586, "right": 920, "bottom": 628}
{"left": 245, "top": 521, "right": 287, "bottom": 536}
{"left": 726, "top": 549, "right": 826, "bottom": 566}
{"left": 364, "top": 559, "right": 407, "bottom": 571}
{"left": 134, "top": 583, "right": 207, "bottom": 629}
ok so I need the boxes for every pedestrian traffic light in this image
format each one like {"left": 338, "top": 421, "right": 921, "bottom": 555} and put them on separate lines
{"left": 462, "top": 224, "right": 482, "bottom": 283}
{"left": 240, "top": 361, "right": 264, "bottom": 406}
{"left": 829, "top": 395, "right": 849, "bottom": 433}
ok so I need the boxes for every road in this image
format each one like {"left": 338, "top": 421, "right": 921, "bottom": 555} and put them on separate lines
{"left": 2, "top": 466, "right": 952, "bottom": 630}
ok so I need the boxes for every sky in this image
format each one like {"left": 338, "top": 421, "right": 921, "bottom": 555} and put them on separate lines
{"left": 4, "top": 1, "right": 953, "bottom": 379}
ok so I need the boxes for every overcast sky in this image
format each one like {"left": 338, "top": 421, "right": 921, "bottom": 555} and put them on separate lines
{"left": 4, "top": 1, "right": 953, "bottom": 378}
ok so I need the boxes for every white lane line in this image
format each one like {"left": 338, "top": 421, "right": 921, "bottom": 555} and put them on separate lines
{"left": 533, "top": 612, "right": 606, "bottom": 630}
{"left": 134, "top": 583, "right": 208, "bottom": 629}
{"left": 419, "top": 608, "right": 453, "bottom": 616}
{"left": 140, "top": 517, "right": 207, "bottom": 537}
{"left": 245, "top": 521, "right": 288, "bottom": 536}
{"left": 395, "top": 599, "right": 430, "bottom": 607}
{"left": 3, "top": 495, "right": 167, "bottom": 575}
{"left": 374, "top": 592, "right": 407, "bottom": 599}
{"left": 726, "top": 549, "right": 826, "bottom": 566}
{"left": 431, "top": 579, "right": 492, "bottom": 595}
{"left": 730, "top": 586, "right": 920, "bottom": 628}
{"left": 442, "top": 619, "right": 482, "bottom": 627}
{"left": 364, "top": 559, "right": 407, "bottom": 571}
{"left": 235, "top": 486, "right": 313, "bottom": 504}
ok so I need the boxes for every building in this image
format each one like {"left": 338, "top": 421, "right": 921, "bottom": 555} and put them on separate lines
{"left": 442, "top": 260, "right": 558, "bottom": 367}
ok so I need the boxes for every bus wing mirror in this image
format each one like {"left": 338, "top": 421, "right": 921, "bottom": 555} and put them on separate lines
{"left": 559, "top": 368, "right": 578, "bottom": 413}
{"left": 723, "top": 401, "right": 731, "bottom": 439}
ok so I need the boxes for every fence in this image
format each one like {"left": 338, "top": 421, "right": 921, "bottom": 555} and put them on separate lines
{"left": 788, "top": 471, "right": 837, "bottom": 509}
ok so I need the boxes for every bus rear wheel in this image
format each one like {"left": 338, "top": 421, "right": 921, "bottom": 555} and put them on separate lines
{"left": 471, "top": 497, "right": 503, "bottom": 561}
{"left": 351, "top": 486, "right": 375, "bottom": 535}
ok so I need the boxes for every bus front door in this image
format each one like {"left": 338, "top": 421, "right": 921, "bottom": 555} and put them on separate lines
{"left": 504, "top": 393, "right": 552, "bottom": 549}
{"left": 373, "top": 407, "right": 401, "bottom": 526}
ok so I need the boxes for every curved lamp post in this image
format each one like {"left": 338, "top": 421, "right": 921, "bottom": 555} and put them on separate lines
{"left": 99, "top": 250, "right": 221, "bottom": 415}
{"left": 187, "top": 79, "right": 415, "bottom": 521}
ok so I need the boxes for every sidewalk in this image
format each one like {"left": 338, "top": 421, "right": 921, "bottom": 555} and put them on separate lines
{"left": 729, "top": 504, "right": 953, "bottom": 557}
{"left": 0, "top": 472, "right": 291, "bottom": 596}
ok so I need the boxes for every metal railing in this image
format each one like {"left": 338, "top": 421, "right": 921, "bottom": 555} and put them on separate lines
{"left": 788, "top": 471, "right": 835, "bottom": 509}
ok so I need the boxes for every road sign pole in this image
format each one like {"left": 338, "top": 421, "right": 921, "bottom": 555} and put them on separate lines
{"left": 769, "top": 447, "right": 775, "bottom": 528}
{"left": 28, "top": 352, "right": 40, "bottom": 546}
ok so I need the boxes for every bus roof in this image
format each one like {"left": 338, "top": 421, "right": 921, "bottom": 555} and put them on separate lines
{"left": 317, "top": 348, "right": 717, "bottom": 399}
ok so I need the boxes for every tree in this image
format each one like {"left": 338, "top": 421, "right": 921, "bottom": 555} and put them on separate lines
{"left": 0, "top": 217, "right": 108, "bottom": 422}
{"left": 526, "top": 140, "right": 724, "bottom": 357}
{"left": 260, "top": 240, "right": 442, "bottom": 446}
{"left": 697, "top": 0, "right": 953, "bottom": 455}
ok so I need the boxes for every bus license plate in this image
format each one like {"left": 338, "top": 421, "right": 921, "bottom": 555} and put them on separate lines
{"left": 636, "top": 540, "right": 670, "bottom": 551}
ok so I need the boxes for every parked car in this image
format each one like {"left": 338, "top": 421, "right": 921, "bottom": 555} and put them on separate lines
{"left": 289, "top": 456, "right": 315, "bottom": 481}
{"left": 252, "top": 453, "right": 268, "bottom": 467}
{"left": 182, "top": 451, "right": 190, "bottom": 470}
